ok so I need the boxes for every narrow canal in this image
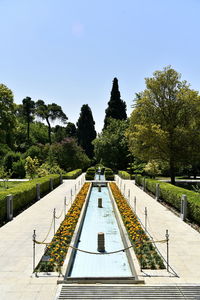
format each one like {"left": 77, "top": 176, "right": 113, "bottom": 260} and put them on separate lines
{"left": 70, "top": 185, "right": 132, "bottom": 277}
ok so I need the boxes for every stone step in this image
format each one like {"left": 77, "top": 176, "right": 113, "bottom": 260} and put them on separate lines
{"left": 56, "top": 285, "right": 200, "bottom": 299}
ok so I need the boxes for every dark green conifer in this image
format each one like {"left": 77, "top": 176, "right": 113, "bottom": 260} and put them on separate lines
{"left": 104, "top": 77, "right": 127, "bottom": 129}
{"left": 76, "top": 104, "right": 96, "bottom": 158}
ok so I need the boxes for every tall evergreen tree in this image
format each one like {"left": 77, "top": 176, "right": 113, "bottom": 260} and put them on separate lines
{"left": 104, "top": 77, "right": 127, "bottom": 129}
{"left": 21, "top": 97, "right": 35, "bottom": 141}
{"left": 76, "top": 104, "right": 96, "bottom": 158}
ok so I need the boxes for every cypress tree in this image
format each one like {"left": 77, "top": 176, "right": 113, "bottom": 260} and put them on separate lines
{"left": 104, "top": 77, "right": 127, "bottom": 129}
{"left": 76, "top": 104, "right": 96, "bottom": 158}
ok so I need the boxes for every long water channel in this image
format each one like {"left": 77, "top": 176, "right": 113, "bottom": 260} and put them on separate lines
{"left": 69, "top": 185, "right": 133, "bottom": 278}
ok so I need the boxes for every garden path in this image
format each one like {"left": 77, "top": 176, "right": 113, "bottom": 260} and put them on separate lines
{"left": 0, "top": 174, "right": 85, "bottom": 300}
{"left": 116, "top": 175, "right": 200, "bottom": 284}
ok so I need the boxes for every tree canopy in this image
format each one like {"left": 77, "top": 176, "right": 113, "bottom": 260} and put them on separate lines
{"left": 126, "top": 66, "right": 200, "bottom": 184}
{"left": 76, "top": 104, "right": 96, "bottom": 158}
{"left": 104, "top": 77, "right": 127, "bottom": 129}
{"left": 35, "top": 100, "right": 68, "bottom": 144}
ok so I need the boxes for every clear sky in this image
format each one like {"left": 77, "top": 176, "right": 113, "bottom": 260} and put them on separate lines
{"left": 0, "top": 0, "right": 200, "bottom": 132}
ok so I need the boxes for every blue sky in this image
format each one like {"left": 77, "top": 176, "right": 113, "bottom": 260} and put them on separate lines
{"left": 0, "top": 0, "right": 200, "bottom": 132}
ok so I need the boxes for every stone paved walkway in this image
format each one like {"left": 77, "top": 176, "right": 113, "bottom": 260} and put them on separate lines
{"left": 116, "top": 176, "right": 200, "bottom": 284}
{"left": 1, "top": 175, "right": 200, "bottom": 300}
{"left": 0, "top": 174, "right": 85, "bottom": 300}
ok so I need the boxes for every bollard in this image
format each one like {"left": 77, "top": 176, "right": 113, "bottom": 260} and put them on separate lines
{"left": 33, "top": 229, "right": 36, "bottom": 273}
{"left": 98, "top": 184, "right": 101, "bottom": 192}
{"left": 134, "top": 196, "right": 136, "bottom": 212}
{"left": 50, "top": 178, "right": 53, "bottom": 191}
{"left": 128, "top": 189, "right": 130, "bottom": 202}
{"left": 64, "top": 196, "right": 66, "bottom": 219}
{"left": 53, "top": 208, "right": 56, "bottom": 235}
{"left": 60, "top": 174, "right": 63, "bottom": 184}
{"left": 145, "top": 207, "right": 147, "bottom": 231}
{"left": 6, "top": 194, "right": 13, "bottom": 221}
{"left": 166, "top": 229, "right": 169, "bottom": 272}
{"left": 124, "top": 184, "right": 125, "bottom": 195}
{"left": 97, "top": 232, "right": 105, "bottom": 252}
{"left": 156, "top": 183, "right": 160, "bottom": 201}
{"left": 180, "top": 194, "right": 187, "bottom": 221}
{"left": 98, "top": 198, "right": 103, "bottom": 208}
{"left": 36, "top": 183, "right": 40, "bottom": 200}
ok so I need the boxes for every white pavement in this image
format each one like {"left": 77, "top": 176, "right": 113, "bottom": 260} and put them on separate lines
{"left": 116, "top": 176, "right": 200, "bottom": 284}
{"left": 0, "top": 174, "right": 85, "bottom": 300}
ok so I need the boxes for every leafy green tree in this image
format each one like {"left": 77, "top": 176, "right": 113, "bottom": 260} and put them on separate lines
{"left": 93, "top": 118, "right": 130, "bottom": 171}
{"left": 0, "top": 84, "right": 16, "bottom": 147}
{"left": 77, "top": 104, "right": 96, "bottom": 158}
{"left": 104, "top": 77, "right": 127, "bottom": 129}
{"left": 21, "top": 97, "right": 35, "bottom": 141}
{"left": 51, "top": 138, "right": 90, "bottom": 171}
{"left": 126, "top": 66, "right": 200, "bottom": 184}
{"left": 35, "top": 100, "right": 68, "bottom": 144}
{"left": 66, "top": 122, "right": 77, "bottom": 139}
{"left": 25, "top": 156, "right": 39, "bottom": 179}
{"left": 144, "top": 160, "right": 161, "bottom": 178}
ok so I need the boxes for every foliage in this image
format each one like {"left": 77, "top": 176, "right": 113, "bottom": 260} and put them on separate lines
{"left": 12, "top": 159, "right": 26, "bottom": 178}
{"left": 20, "top": 97, "right": 35, "bottom": 141}
{"left": 144, "top": 160, "right": 161, "bottom": 178}
{"left": 0, "top": 174, "right": 61, "bottom": 224}
{"left": 93, "top": 118, "right": 130, "bottom": 171}
{"left": 25, "top": 156, "right": 39, "bottom": 179}
{"left": 109, "top": 183, "right": 165, "bottom": 269}
{"left": 85, "top": 167, "right": 95, "bottom": 180}
{"left": 77, "top": 104, "right": 96, "bottom": 158}
{"left": 0, "top": 84, "right": 16, "bottom": 148}
{"left": 51, "top": 138, "right": 90, "bottom": 171}
{"left": 118, "top": 170, "right": 131, "bottom": 180}
{"left": 35, "top": 183, "right": 90, "bottom": 272}
{"left": 65, "top": 122, "right": 77, "bottom": 139}
{"left": 37, "top": 162, "right": 64, "bottom": 177}
{"left": 0, "top": 166, "right": 12, "bottom": 188}
{"left": 35, "top": 100, "right": 68, "bottom": 144}
{"left": 3, "top": 151, "right": 22, "bottom": 177}
{"left": 63, "top": 169, "right": 82, "bottom": 179}
{"left": 105, "top": 168, "right": 114, "bottom": 180}
{"left": 135, "top": 175, "right": 200, "bottom": 225}
{"left": 126, "top": 66, "right": 200, "bottom": 184}
{"left": 104, "top": 77, "right": 127, "bottom": 129}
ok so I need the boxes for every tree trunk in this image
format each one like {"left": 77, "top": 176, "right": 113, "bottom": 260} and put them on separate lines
{"left": 46, "top": 118, "right": 51, "bottom": 144}
{"left": 169, "top": 158, "right": 175, "bottom": 185}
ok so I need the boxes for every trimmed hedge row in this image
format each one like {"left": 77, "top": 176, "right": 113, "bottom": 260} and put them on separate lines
{"left": 63, "top": 169, "right": 82, "bottom": 179}
{"left": 135, "top": 175, "right": 200, "bottom": 225}
{"left": 0, "top": 174, "right": 61, "bottom": 224}
{"left": 105, "top": 168, "right": 114, "bottom": 181}
{"left": 85, "top": 167, "right": 95, "bottom": 180}
{"left": 118, "top": 170, "right": 131, "bottom": 180}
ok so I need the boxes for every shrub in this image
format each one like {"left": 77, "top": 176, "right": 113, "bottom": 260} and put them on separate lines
{"left": 0, "top": 174, "right": 61, "bottom": 225}
{"left": 105, "top": 168, "right": 114, "bottom": 181}
{"left": 63, "top": 169, "right": 82, "bottom": 179}
{"left": 85, "top": 167, "right": 95, "bottom": 180}
{"left": 135, "top": 175, "right": 200, "bottom": 225}
{"left": 12, "top": 159, "right": 26, "bottom": 178}
{"left": 118, "top": 170, "right": 131, "bottom": 180}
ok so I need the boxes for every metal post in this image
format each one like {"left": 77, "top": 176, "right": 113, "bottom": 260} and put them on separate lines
{"left": 134, "top": 196, "right": 136, "bottom": 212}
{"left": 166, "top": 229, "right": 169, "bottom": 272}
{"left": 53, "top": 208, "right": 56, "bottom": 235}
{"left": 75, "top": 184, "right": 76, "bottom": 195}
{"left": 128, "top": 189, "right": 130, "bottom": 203}
{"left": 64, "top": 196, "right": 66, "bottom": 219}
{"left": 124, "top": 184, "right": 125, "bottom": 195}
{"left": 156, "top": 183, "right": 160, "bottom": 201}
{"left": 145, "top": 207, "right": 147, "bottom": 231}
{"left": 33, "top": 229, "right": 36, "bottom": 273}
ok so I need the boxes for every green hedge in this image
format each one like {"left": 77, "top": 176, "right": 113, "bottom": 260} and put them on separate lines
{"left": 85, "top": 167, "right": 95, "bottom": 180}
{"left": 118, "top": 170, "right": 131, "bottom": 180}
{"left": 135, "top": 175, "right": 200, "bottom": 225}
{"left": 0, "top": 174, "right": 61, "bottom": 224}
{"left": 63, "top": 169, "right": 82, "bottom": 179}
{"left": 105, "top": 168, "right": 114, "bottom": 181}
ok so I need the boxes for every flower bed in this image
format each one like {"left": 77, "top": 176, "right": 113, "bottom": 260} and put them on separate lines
{"left": 109, "top": 182, "right": 165, "bottom": 269}
{"left": 35, "top": 182, "right": 90, "bottom": 272}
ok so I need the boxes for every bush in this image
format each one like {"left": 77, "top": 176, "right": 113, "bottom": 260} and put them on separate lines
{"left": 118, "top": 170, "right": 131, "bottom": 180}
{"left": 12, "top": 159, "right": 26, "bottom": 178}
{"left": 3, "top": 151, "right": 21, "bottom": 176}
{"left": 0, "top": 174, "right": 61, "bottom": 225}
{"left": 85, "top": 167, "right": 95, "bottom": 180}
{"left": 63, "top": 169, "right": 82, "bottom": 179}
{"left": 135, "top": 175, "right": 200, "bottom": 225}
{"left": 105, "top": 168, "right": 114, "bottom": 181}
